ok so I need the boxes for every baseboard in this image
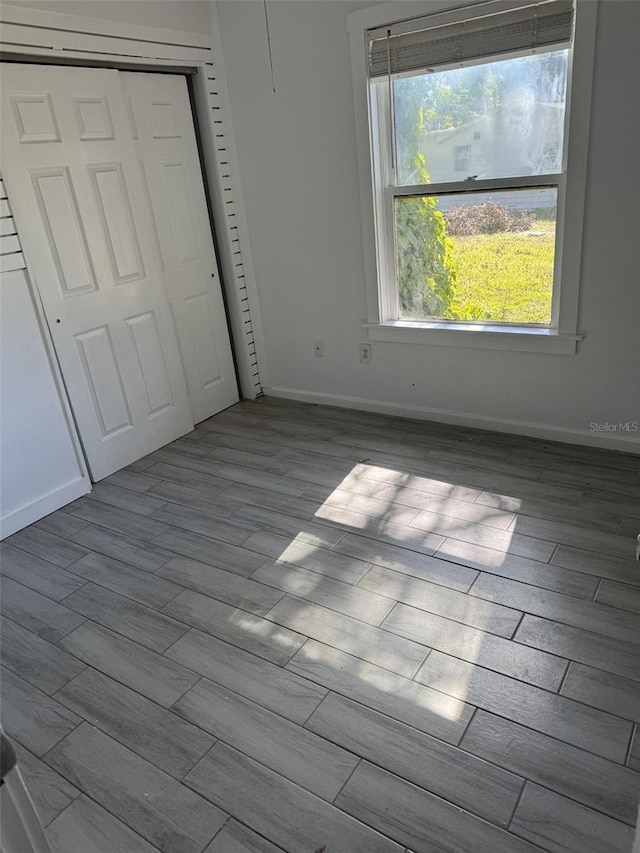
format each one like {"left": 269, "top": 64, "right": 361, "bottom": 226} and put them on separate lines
{"left": 264, "top": 386, "right": 640, "bottom": 455}
{"left": 0, "top": 476, "right": 91, "bottom": 540}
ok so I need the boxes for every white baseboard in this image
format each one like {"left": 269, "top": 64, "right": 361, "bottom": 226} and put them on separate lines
{"left": 264, "top": 386, "right": 640, "bottom": 455}
{"left": 0, "top": 476, "right": 91, "bottom": 540}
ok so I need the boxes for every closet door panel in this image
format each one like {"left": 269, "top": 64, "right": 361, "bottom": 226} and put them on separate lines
{"left": 1, "top": 64, "right": 194, "bottom": 480}
{"left": 122, "top": 72, "right": 238, "bottom": 424}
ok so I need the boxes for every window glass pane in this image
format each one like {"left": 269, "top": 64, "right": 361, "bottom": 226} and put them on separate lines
{"left": 394, "top": 188, "right": 557, "bottom": 324}
{"left": 393, "top": 50, "right": 568, "bottom": 186}
{"left": 454, "top": 145, "right": 471, "bottom": 172}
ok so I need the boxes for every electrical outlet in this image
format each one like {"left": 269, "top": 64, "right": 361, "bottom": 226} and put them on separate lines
{"left": 359, "top": 342, "right": 372, "bottom": 364}
{"left": 314, "top": 339, "right": 325, "bottom": 357}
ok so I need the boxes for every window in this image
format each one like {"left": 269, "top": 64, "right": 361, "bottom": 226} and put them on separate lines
{"left": 348, "top": 0, "right": 597, "bottom": 353}
{"left": 454, "top": 145, "right": 471, "bottom": 173}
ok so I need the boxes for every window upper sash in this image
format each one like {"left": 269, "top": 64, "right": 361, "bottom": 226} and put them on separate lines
{"left": 368, "top": 0, "right": 574, "bottom": 78}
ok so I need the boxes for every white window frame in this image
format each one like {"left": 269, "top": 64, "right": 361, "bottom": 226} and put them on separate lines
{"left": 348, "top": 0, "right": 598, "bottom": 354}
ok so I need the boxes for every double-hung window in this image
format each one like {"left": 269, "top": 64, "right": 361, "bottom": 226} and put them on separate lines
{"left": 349, "top": 0, "right": 597, "bottom": 353}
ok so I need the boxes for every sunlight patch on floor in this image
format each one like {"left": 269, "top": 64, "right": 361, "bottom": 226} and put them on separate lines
{"left": 250, "top": 462, "right": 519, "bottom": 723}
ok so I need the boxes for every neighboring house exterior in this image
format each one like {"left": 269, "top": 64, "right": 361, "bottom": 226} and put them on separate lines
{"left": 422, "top": 101, "right": 564, "bottom": 211}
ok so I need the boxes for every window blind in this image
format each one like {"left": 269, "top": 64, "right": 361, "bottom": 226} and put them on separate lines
{"left": 369, "top": 0, "right": 574, "bottom": 78}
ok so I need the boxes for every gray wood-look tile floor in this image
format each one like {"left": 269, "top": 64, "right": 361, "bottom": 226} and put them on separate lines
{"left": 2, "top": 396, "right": 640, "bottom": 853}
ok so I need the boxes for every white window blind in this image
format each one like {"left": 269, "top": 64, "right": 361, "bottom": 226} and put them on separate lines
{"left": 369, "top": 0, "right": 574, "bottom": 78}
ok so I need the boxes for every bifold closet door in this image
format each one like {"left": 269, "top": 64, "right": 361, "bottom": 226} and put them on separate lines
{"left": 121, "top": 72, "right": 239, "bottom": 424}
{"left": 1, "top": 64, "right": 194, "bottom": 481}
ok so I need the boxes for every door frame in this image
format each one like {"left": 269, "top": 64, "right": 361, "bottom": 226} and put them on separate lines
{"left": 0, "top": 2, "right": 267, "bottom": 403}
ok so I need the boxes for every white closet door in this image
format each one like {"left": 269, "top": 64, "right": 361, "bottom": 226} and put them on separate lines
{"left": 1, "top": 64, "right": 194, "bottom": 481}
{"left": 121, "top": 72, "right": 239, "bottom": 424}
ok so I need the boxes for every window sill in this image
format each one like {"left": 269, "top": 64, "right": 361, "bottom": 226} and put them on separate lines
{"left": 364, "top": 321, "right": 583, "bottom": 354}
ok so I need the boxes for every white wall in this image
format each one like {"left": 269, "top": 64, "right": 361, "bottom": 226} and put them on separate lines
{"left": 11, "top": 0, "right": 212, "bottom": 33}
{"left": 0, "top": 269, "right": 89, "bottom": 537}
{"left": 216, "top": 0, "right": 640, "bottom": 450}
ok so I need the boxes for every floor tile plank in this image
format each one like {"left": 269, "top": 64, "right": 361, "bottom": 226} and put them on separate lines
{"left": 510, "top": 783, "right": 634, "bottom": 853}
{"left": 150, "top": 502, "right": 253, "bottom": 544}
{"left": 560, "top": 662, "right": 640, "bottom": 723}
{"left": 35, "top": 510, "right": 89, "bottom": 539}
{"left": 320, "top": 488, "right": 423, "bottom": 528}
{"left": 152, "top": 527, "right": 266, "bottom": 576}
{"left": 12, "top": 741, "right": 80, "bottom": 828}
{"left": 252, "top": 561, "right": 394, "bottom": 625}
{"left": 165, "top": 629, "right": 326, "bottom": 723}
{"left": 410, "top": 511, "right": 557, "bottom": 562}
{"left": 0, "top": 576, "right": 85, "bottom": 642}
{"left": 45, "top": 725, "right": 227, "bottom": 853}
{"left": 1, "top": 618, "right": 86, "bottom": 695}
{"left": 185, "top": 742, "right": 403, "bottom": 853}
{"left": 204, "top": 819, "right": 285, "bottom": 853}
{"left": 314, "top": 502, "right": 446, "bottom": 553}
{"left": 58, "top": 622, "right": 198, "bottom": 708}
{"left": 229, "top": 504, "right": 346, "bottom": 550}
{"left": 539, "top": 468, "right": 640, "bottom": 499}
{"left": 166, "top": 437, "right": 214, "bottom": 457}
{"left": 54, "top": 668, "right": 214, "bottom": 779}
{"left": 434, "top": 539, "right": 599, "bottom": 599}
{"left": 144, "top": 460, "right": 229, "bottom": 494}
{"left": 102, "top": 469, "right": 162, "bottom": 493}
{"left": 205, "top": 444, "right": 298, "bottom": 475}
{"left": 68, "top": 500, "right": 169, "bottom": 541}
{"left": 174, "top": 679, "right": 358, "bottom": 800}
{"left": 47, "top": 795, "right": 160, "bottom": 853}
{"left": 595, "top": 579, "right": 640, "bottom": 614}
{"left": 287, "top": 640, "right": 472, "bottom": 744}
{"left": 157, "top": 557, "right": 283, "bottom": 616}
{"left": 66, "top": 551, "right": 183, "bottom": 609}
{"left": 196, "top": 429, "right": 286, "bottom": 458}
{"left": 265, "top": 595, "right": 429, "bottom": 678}
{"left": 415, "top": 650, "right": 632, "bottom": 762}
{"left": 364, "top": 565, "right": 522, "bottom": 638}
{"left": 6, "top": 527, "right": 89, "bottom": 568}
{"left": 0, "top": 545, "right": 86, "bottom": 600}
{"left": 243, "top": 530, "right": 372, "bottom": 583}
{"left": 333, "top": 533, "right": 477, "bottom": 591}
{"left": 61, "top": 583, "right": 188, "bottom": 652}
{"left": 382, "top": 602, "right": 567, "bottom": 690}
{"left": 514, "top": 614, "right": 640, "bottom": 683}
{"left": 68, "top": 524, "right": 174, "bottom": 572}
{"left": 222, "top": 482, "right": 342, "bottom": 521}
{"left": 460, "top": 709, "right": 640, "bottom": 824}
{"left": 443, "top": 465, "right": 585, "bottom": 505}
{"left": 335, "top": 761, "right": 542, "bottom": 853}
{"left": 86, "top": 482, "right": 167, "bottom": 517}
{"left": 551, "top": 545, "right": 640, "bottom": 586}
{"left": 1, "top": 666, "right": 81, "bottom": 756}
{"left": 207, "top": 424, "right": 354, "bottom": 461}
{"left": 476, "top": 491, "right": 622, "bottom": 533}
{"left": 580, "top": 493, "right": 640, "bottom": 521}
{"left": 216, "top": 463, "right": 319, "bottom": 497}
{"left": 306, "top": 692, "right": 523, "bottom": 825}
{"left": 385, "top": 486, "right": 517, "bottom": 530}
{"left": 164, "top": 591, "right": 305, "bottom": 665}
{"left": 470, "top": 572, "right": 640, "bottom": 644}
{"left": 278, "top": 460, "right": 380, "bottom": 492}
{"left": 345, "top": 462, "right": 482, "bottom": 502}
{"left": 145, "top": 475, "right": 233, "bottom": 513}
